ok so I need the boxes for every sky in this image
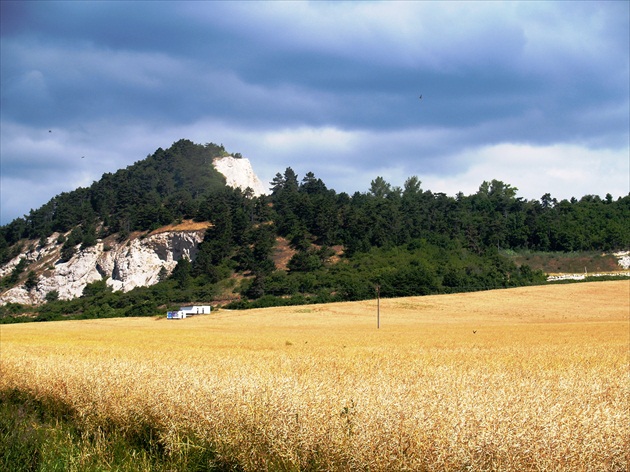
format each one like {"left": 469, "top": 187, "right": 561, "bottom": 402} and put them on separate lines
{"left": 1, "top": 1, "right": 628, "bottom": 225}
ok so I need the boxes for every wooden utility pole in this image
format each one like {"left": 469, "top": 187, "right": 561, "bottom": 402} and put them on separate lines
{"left": 375, "top": 284, "right": 380, "bottom": 329}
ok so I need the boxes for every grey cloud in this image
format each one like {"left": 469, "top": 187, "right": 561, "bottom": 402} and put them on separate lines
{"left": 1, "top": 1, "right": 627, "bottom": 224}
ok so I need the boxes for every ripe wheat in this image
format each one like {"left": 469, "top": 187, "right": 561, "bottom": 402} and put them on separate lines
{"left": 1, "top": 281, "right": 628, "bottom": 471}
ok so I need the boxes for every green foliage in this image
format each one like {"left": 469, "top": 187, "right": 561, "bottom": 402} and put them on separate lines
{"left": 233, "top": 237, "right": 554, "bottom": 306}
{"left": 1, "top": 257, "right": 28, "bottom": 288}
{"left": 0, "top": 303, "right": 28, "bottom": 323}
{"left": 265, "top": 270, "right": 298, "bottom": 296}
{"left": 81, "top": 225, "right": 98, "bottom": 249}
{"left": 0, "top": 392, "right": 46, "bottom": 471}
{"left": 2, "top": 140, "right": 628, "bottom": 253}
{"left": 158, "top": 266, "right": 169, "bottom": 282}
{"left": 82, "top": 279, "right": 112, "bottom": 298}
{"left": 59, "top": 227, "right": 85, "bottom": 262}
{"left": 23, "top": 271, "right": 38, "bottom": 292}
{"left": 0, "top": 389, "right": 228, "bottom": 471}
{"left": 170, "top": 257, "right": 192, "bottom": 289}
{"left": 288, "top": 248, "right": 325, "bottom": 272}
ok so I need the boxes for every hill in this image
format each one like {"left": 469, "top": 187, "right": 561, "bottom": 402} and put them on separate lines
{"left": 0, "top": 140, "right": 227, "bottom": 249}
{"left": 0, "top": 139, "right": 628, "bottom": 321}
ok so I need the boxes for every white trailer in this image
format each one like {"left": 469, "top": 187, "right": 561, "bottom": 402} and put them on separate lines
{"left": 180, "top": 305, "right": 211, "bottom": 315}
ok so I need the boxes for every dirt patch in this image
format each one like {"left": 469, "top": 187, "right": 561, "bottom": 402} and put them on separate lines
{"left": 149, "top": 220, "right": 212, "bottom": 235}
{"left": 272, "top": 237, "right": 296, "bottom": 270}
{"left": 507, "top": 251, "right": 621, "bottom": 274}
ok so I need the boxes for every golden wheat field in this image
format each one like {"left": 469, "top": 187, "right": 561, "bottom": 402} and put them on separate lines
{"left": 1, "top": 281, "right": 629, "bottom": 471}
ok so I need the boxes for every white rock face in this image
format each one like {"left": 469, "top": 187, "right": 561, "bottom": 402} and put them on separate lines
{"left": 105, "top": 231, "right": 203, "bottom": 292}
{"left": 213, "top": 156, "right": 267, "bottom": 196}
{"left": 613, "top": 251, "right": 630, "bottom": 270}
{"left": 0, "top": 230, "right": 205, "bottom": 306}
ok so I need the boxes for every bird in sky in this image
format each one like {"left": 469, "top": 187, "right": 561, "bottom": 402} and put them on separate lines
{"left": 81, "top": 156, "right": 85, "bottom": 159}
{"left": 48, "top": 130, "right": 52, "bottom": 133}
{"left": 473, "top": 330, "right": 477, "bottom": 334}
{"left": 419, "top": 95, "right": 422, "bottom": 100}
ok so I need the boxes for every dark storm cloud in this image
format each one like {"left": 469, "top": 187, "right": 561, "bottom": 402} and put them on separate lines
{"left": 1, "top": 1, "right": 628, "bottom": 224}
{"left": 3, "top": 1, "right": 626, "bottom": 134}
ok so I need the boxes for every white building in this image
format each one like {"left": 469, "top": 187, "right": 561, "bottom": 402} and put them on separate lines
{"left": 167, "top": 305, "right": 211, "bottom": 319}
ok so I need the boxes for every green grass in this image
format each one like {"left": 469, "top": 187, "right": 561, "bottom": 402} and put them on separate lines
{"left": 0, "top": 390, "right": 230, "bottom": 472}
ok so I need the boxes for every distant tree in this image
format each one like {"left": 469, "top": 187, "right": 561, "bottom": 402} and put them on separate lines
{"left": 82, "top": 279, "right": 111, "bottom": 298}
{"left": 60, "top": 227, "right": 84, "bottom": 262}
{"left": 270, "top": 173, "right": 286, "bottom": 195}
{"left": 540, "top": 193, "right": 556, "bottom": 209}
{"left": 244, "top": 275, "right": 266, "bottom": 299}
{"left": 171, "top": 257, "right": 192, "bottom": 289}
{"left": 81, "top": 225, "right": 98, "bottom": 249}
{"left": 158, "top": 266, "right": 169, "bottom": 282}
{"left": 3, "top": 257, "right": 28, "bottom": 287}
{"left": 287, "top": 248, "right": 326, "bottom": 273}
{"left": 248, "top": 224, "right": 277, "bottom": 275}
{"left": 300, "top": 172, "right": 327, "bottom": 195}
{"left": 60, "top": 244, "right": 76, "bottom": 263}
{"left": 283, "top": 167, "right": 299, "bottom": 193}
{"left": 369, "top": 176, "right": 391, "bottom": 198}
{"left": 403, "top": 176, "right": 422, "bottom": 196}
{"left": 2, "top": 217, "right": 27, "bottom": 247}
{"left": 24, "top": 271, "right": 38, "bottom": 292}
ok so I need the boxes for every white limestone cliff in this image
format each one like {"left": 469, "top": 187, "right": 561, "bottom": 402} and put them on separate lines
{"left": 213, "top": 155, "right": 267, "bottom": 196}
{"left": 0, "top": 230, "right": 205, "bottom": 306}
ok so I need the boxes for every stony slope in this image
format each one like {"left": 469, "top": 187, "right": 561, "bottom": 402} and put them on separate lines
{"left": 0, "top": 228, "right": 206, "bottom": 305}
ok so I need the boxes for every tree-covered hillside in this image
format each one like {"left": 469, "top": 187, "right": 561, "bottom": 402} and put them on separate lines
{"left": 0, "top": 139, "right": 229, "bottom": 262}
{"left": 268, "top": 170, "right": 629, "bottom": 255}
{"left": 1, "top": 139, "right": 628, "bottom": 321}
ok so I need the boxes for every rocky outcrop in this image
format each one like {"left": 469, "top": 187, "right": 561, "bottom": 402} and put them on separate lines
{"left": 614, "top": 251, "right": 630, "bottom": 270}
{"left": 0, "top": 153, "right": 269, "bottom": 306}
{"left": 213, "top": 155, "right": 267, "bottom": 196}
{"left": 0, "top": 229, "right": 205, "bottom": 306}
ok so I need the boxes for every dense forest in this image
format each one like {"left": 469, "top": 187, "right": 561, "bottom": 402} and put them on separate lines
{"left": 0, "top": 139, "right": 229, "bottom": 253}
{"left": 1, "top": 139, "right": 628, "bottom": 321}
